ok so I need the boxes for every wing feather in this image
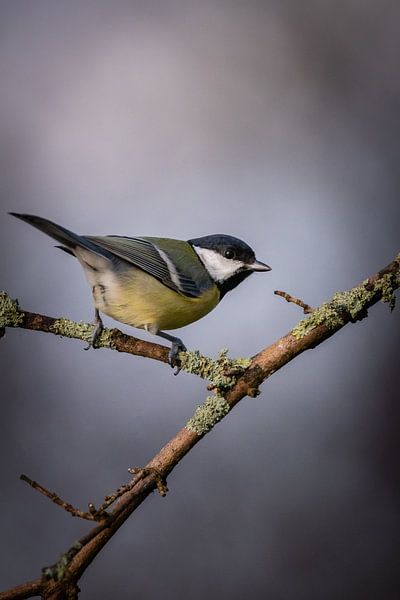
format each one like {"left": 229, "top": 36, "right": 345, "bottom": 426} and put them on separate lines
{"left": 86, "top": 235, "right": 202, "bottom": 297}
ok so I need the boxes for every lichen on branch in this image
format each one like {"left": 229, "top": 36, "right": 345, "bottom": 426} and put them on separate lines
{"left": 186, "top": 395, "right": 231, "bottom": 435}
{"left": 0, "top": 291, "right": 24, "bottom": 328}
{"left": 292, "top": 269, "right": 399, "bottom": 339}
{"left": 179, "top": 348, "right": 251, "bottom": 390}
{"left": 50, "top": 317, "right": 115, "bottom": 348}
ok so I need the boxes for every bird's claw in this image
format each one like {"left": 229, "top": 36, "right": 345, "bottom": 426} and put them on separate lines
{"left": 169, "top": 340, "right": 187, "bottom": 375}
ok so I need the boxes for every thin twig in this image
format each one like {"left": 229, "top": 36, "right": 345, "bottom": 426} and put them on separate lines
{"left": 20, "top": 466, "right": 168, "bottom": 525}
{"left": 20, "top": 475, "right": 102, "bottom": 522}
{"left": 274, "top": 290, "right": 314, "bottom": 313}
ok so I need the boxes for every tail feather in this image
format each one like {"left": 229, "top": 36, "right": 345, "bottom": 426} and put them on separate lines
{"left": 9, "top": 213, "right": 112, "bottom": 259}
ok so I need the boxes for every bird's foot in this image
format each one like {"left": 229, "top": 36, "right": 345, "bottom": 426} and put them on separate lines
{"left": 84, "top": 309, "right": 104, "bottom": 350}
{"left": 147, "top": 328, "right": 187, "bottom": 374}
{"left": 169, "top": 339, "right": 187, "bottom": 375}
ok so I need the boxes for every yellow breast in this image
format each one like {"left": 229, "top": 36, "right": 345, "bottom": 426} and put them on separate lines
{"left": 93, "top": 267, "right": 220, "bottom": 331}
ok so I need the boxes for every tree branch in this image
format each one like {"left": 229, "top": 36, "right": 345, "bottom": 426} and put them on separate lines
{"left": 0, "top": 253, "right": 398, "bottom": 599}
{"left": 0, "top": 294, "right": 170, "bottom": 364}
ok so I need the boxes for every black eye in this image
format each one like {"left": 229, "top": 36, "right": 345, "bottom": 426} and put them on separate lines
{"left": 224, "top": 249, "right": 235, "bottom": 259}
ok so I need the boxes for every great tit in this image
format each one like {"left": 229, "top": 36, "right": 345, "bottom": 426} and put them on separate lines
{"left": 10, "top": 213, "right": 271, "bottom": 367}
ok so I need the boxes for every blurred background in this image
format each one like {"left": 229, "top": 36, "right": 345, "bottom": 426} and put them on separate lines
{"left": 1, "top": 1, "right": 399, "bottom": 598}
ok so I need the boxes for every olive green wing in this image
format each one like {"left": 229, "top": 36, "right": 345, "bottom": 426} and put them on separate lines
{"left": 86, "top": 235, "right": 203, "bottom": 298}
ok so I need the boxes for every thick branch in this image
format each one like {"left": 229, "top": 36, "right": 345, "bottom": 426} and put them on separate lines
{"left": 0, "top": 253, "right": 398, "bottom": 599}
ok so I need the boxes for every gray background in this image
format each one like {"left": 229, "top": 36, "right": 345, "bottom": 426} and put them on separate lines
{"left": 1, "top": 1, "right": 399, "bottom": 599}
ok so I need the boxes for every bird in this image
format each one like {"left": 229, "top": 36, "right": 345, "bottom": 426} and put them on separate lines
{"left": 10, "top": 213, "right": 271, "bottom": 369}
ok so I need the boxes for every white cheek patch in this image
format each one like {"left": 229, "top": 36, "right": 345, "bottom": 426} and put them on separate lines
{"left": 193, "top": 246, "right": 244, "bottom": 282}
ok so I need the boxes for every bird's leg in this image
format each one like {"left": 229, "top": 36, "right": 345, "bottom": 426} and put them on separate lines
{"left": 84, "top": 308, "right": 104, "bottom": 350}
{"left": 155, "top": 330, "right": 187, "bottom": 374}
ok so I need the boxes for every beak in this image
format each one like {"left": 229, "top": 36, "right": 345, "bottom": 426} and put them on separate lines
{"left": 249, "top": 259, "right": 272, "bottom": 272}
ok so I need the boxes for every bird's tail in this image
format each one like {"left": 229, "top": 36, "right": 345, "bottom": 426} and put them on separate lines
{"left": 9, "top": 213, "right": 111, "bottom": 257}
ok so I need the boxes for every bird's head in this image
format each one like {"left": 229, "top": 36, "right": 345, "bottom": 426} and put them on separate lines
{"left": 188, "top": 234, "right": 271, "bottom": 298}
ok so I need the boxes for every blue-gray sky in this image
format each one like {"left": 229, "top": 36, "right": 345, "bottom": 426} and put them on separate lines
{"left": 1, "top": 2, "right": 399, "bottom": 599}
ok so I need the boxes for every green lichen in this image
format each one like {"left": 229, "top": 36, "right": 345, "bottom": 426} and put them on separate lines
{"left": 50, "top": 317, "right": 93, "bottom": 341}
{"left": 97, "top": 327, "right": 116, "bottom": 349}
{"left": 292, "top": 272, "right": 399, "bottom": 339}
{"left": 332, "top": 287, "right": 373, "bottom": 319}
{"left": 179, "top": 348, "right": 251, "bottom": 392}
{"left": 182, "top": 349, "right": 252, "bottom": 435}
{"left": 291, "top": 299, "right": 344, "bottom": 339}
{"left": 0, "top": 291, "right": 24, "bottom": 327}
{"left": 186, "top": 394, "right": 231, "bottom": 435}
{"left": 43, "top": 541, "right": 82, "bottom": 582}
{"left": 50, "top": 317, "right": 115, "bottom": 348}
{"left": 375, "top": 272, "right": 397, "bottom": 311}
